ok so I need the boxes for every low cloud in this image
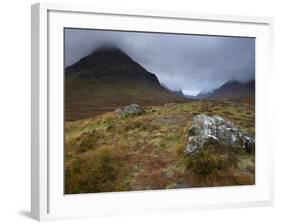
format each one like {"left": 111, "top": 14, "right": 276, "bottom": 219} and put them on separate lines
{"left": 65, "top": 28, "right": 255, "bottom": 94}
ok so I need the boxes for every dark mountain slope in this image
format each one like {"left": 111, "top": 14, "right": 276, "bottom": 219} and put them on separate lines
{"left": 65, "top": 48, "right": 189, "bottom": 121}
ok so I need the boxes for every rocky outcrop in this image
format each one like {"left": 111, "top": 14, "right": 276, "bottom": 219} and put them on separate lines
{"left": 115, "top": 104, "right": 145, "bottom": 118}
{"left": 185, "top": 115, "right": 255, "bottom": 154}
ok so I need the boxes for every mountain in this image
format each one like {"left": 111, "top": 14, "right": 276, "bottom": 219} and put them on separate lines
{"left": 65, "top": 48, "right": 189, "bottom": 121}
{"left": 194, "top": 91, "right": 213, "bottom": 100}
{"left": 184, "top": 94, "right": 202, "bottom": 100}
{"left": 172, "top": 90, "right": 185, "bottom": 97}
{"left": 160, "top": 84, "right": 192, "bottom": 99}
{"left": 198, "top": 79, "right": 255, "bottom": 100}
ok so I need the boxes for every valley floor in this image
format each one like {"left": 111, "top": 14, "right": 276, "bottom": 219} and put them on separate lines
{"left": 64, "top": 99, "right": 255, "bottom": 194}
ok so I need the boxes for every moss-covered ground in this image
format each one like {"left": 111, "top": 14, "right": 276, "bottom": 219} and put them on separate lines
{"left": 65, "top": 99, "right": 255, "bottom": 194}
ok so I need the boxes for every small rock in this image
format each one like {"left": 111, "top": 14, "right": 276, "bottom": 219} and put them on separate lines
{"left": 115, "top": 104, "right": 145, "bottom": 118}
{"left": 185, "top": 114, "right": 255, "bottom": 154}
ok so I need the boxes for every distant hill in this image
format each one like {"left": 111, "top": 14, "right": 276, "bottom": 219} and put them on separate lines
{"left": 160, "top": 84, "right": 192, "bottom": 99}
{"left": 196, "top": 79, "right": 255, "bottom": 100}
{"left": 172, "top": 90, "right": 186, "bottom": 97}
{"left": 194, "top": 91, "right": 213, "bottom": 100}
{"left": 65, "top": 48, "right": 189, "bottom": 121}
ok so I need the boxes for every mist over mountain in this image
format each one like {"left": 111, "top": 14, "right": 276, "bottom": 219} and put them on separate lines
{"left": 195, "top": 79, "right": 255, "bottom": 100}
{"left": 65, "top": 28, "right": 255, "bottom": 93}
{"left": 172, "top": 90, "right": 186, "bottom": 97}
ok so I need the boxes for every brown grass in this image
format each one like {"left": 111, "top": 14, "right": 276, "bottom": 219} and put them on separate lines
{"left": 65, "top": 99, "right": 255, "bottom": 194}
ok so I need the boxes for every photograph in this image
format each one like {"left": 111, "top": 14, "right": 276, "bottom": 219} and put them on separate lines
{"left": 64, "top": 28, "right": 255, "bottom": 194}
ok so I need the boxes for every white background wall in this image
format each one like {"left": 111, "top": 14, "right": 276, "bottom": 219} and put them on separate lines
{"left": 0, "top": 0, "right": 280, "bottom": 223}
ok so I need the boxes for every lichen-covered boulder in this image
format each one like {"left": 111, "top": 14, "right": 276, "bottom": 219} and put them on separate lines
{"left": 115, "top": 104, "right": 145, "bottom": 118}
{"left": 185, "top": 115, "right": 255, "bottom": 154}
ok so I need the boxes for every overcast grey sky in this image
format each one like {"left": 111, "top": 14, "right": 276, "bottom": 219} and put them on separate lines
{"left": 65, "top": 28, "right": 255, "bottom": 95}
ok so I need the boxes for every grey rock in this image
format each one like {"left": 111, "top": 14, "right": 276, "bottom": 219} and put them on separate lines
{"left": 185, "top": 114, "right": 255, "bottom": 154}
{"left": 115, "top": 104, "right": 145, "bottom": 118}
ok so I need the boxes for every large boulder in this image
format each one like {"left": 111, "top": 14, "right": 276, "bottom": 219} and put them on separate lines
{"left": 115, "top": 104, "right": 145, "bottom": 118}
{"left": 185, "top": 115, "right": 255, "bottom": 154}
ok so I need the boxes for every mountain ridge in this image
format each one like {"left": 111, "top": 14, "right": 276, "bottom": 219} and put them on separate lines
{"left": 65, "top": 47, "right": 189, "bottom": 121}
{"left": 195, "top": 79, "right": 255, "bottom": 100}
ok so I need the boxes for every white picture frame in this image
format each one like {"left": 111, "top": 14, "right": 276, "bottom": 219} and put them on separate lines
{"left": 31, "top": 2, "right": 274, "bottom": 221}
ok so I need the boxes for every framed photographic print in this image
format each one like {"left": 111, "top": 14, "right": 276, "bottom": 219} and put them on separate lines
{"left": 31, "top": 2, "right": 274, "bottom": 221}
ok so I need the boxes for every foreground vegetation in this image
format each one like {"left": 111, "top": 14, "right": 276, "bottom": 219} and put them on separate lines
{"left": 65, "top": 99, "right": 255, "bottom": 194}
